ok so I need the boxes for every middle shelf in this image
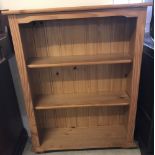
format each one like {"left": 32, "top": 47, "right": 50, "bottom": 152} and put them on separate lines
{"left": 34, "top": 91, "right": 129, "bottom": 110}
{"left": 27, "top": 53, "right": 132, "bottom": 68}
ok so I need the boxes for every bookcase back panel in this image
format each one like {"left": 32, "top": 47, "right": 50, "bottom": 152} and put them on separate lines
{"left": 29, "top": 64, "right": 131, "bottom": 95}
{"left": 36, "top": 106, "right": 128, "bottom": 129}
{"left": 20, "top": 17, "right": 136, "bottom": 60}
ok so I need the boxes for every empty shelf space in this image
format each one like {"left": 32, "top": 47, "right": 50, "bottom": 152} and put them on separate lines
{"left": 34, "top": 92, "right": 130, "bottom": 110}
{"left": 40, "top": 125, "right": 126, "bottom": 151}
{"left": 27, "top": 54, "right": 132, "bottom": 68}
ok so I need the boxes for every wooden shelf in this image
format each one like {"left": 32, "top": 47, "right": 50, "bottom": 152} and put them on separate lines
{"left": 40, "top": 126, "right": 126, "bottom": 151}
{"left": 34, "top": 92, "right": 129, "bottom": 110}
{"left": 7, "top": 3, "right": 148, "bottom": 152}
{"left": 27, "top": 54, "right": 132, "bottom": 68}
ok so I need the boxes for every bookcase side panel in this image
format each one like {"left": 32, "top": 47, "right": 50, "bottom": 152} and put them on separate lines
{"left": 8, "top": 15, "right": 40, "bottom": 148}
{"left": 126, "top": 9, "right": 147, "bottom": 143}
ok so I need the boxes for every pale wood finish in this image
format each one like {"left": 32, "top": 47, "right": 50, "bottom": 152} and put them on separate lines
{"left": 8, "top": 15, "right": 40, "bottom": 147}
{"left": 34, "top": 91, "right": 129, "bottom": 110}
{"left": 7, "top": 4, "right": 149, "bottom": 152}
{"left": 39, "top": 126, "right": 126, "bottom": 151}
{"left": 16, "top": 8, "right": 147, "bottom": 24}
{"left": 126, "top": 10, "right": 147, "bottom": 142}
{"left": 36, "top": 106, "right": 127, "bottom": 128}
{"left": 20, "top": 17, "right": 133, "bottom": 59}
{"left": 28, "top": 64, "right": 130, "bottom": 95}
{"left": 27, "top": 54, "right": 132, "bottom": 68}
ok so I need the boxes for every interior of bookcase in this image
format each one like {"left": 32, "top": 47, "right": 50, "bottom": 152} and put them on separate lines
{"left": 19, "top": 16, "right": 137, "bottom": 149}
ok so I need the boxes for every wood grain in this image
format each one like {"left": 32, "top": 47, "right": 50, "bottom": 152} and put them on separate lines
{"left": 28, "top": 64, "right": 130, "bottom": 96}
{"left": 8, "top": 15, "right": 40, "bottom": 147}
{"left": 39, "top": 125, "right": 126, "bottom": 151}
{"left": 27, "top": 53, "right": 132, "bottom": 68}
{"left": 20, "top": 17, "right": 134, "bottom": 60}
{"left": 36, "top": 106, "right": 127, "bottom": 128}
{"left": 126, "top": 9, "right": 147, "bottom": 142}
{"left": 16, "top": 8, "right": 146, "bottom": 24}
{"left": 6, "top": 5, "right": 148, "bottom": 152}
{"left": 34, "top": 91, "right": 129, "bottom": 110}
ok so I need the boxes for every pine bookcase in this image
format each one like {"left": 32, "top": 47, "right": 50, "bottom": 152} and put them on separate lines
{"left": 3, "top": 1, "right": 152, "bottom": 153}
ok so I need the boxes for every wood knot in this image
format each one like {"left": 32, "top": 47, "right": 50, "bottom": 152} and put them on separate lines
{"left": 73, "top": 66, "right": 77, "bottom": 70}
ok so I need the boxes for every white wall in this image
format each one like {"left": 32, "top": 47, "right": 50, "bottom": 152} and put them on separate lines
{"left": 145, "top": 6, "right": 153, "bottom": 32}
{"left": 0, "top": 0, "right": 113, "bottom": 10}
{"left": 9, "top": 57, "right": 31, "bottom": 136}
{"left": 0, "top": 0, "right": 149, "bottom": 10}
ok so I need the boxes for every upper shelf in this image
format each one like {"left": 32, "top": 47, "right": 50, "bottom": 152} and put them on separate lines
{"left": 27, "top": 53, "right": 132, "bottom": 68}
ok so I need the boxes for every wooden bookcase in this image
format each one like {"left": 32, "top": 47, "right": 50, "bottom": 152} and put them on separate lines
{"left": 3, "top": 2, "right": 152, "bottom": 153}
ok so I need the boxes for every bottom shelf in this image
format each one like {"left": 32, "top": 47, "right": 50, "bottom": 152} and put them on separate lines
{"left": 39, "top": 125, "right": 126, "bottom": 151}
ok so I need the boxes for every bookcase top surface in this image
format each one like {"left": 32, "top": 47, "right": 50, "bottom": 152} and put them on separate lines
{"left": 2, "top": 0, "right": 152, "bottom": 15}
